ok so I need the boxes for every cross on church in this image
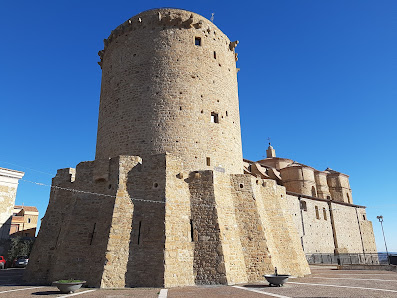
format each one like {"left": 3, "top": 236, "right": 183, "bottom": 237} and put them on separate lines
{"left": 267, "top": 137, "right": 271, "bottom": 146}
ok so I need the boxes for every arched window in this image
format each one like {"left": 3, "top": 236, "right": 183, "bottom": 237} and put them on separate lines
{"left": 300, "top": 200, "right": 307, "bottom": 211}
{"left": 323, "top": 208, "right": 327, "bottom": 220}
{"left": 311, "top": 186, "right": 317, "bottom": 197}
{"left": 315, "top": 206, "right": 320, "bottom": 219}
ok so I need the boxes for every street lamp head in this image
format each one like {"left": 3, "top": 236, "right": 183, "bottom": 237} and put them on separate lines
{"left": 377, "top": 215, "right": 383, "bottom": 222}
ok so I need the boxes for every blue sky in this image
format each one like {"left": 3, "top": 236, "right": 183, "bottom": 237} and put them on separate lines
{"left": 1, "top": 0, "right": 396, "bottom": 252}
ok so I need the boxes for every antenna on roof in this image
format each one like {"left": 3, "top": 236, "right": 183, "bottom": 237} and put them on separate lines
{"left": 210, "top": 13, "right": 215, "bottom": 22}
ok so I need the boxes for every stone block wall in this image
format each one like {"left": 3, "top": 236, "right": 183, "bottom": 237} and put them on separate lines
{"left": 250, "top": 179, "right": 310, "bottom": 277}
{"left": 0, "top": 185, "right": 17, "bottom": 240}
{"left": 280, "top": 166, "right": 317, "bottom": 197}
{"left": 95, "top": 8, "right": 243, "bottom": 174}
{"left": 25, "top": 155, "right": 166, "bottom": 287}
{"left": 327, "top": 173, "right": 353, "bottom": 204}
{"left": 314, "top": 171, "right": 331, "bottom": 199}
{"left": 0, "top": 168, "right": 24, "bottom": 240}
{"left": 331, "top": 203, "right": 375, "bottom": 254}
{"left": 27, "top": 153, "right": 311, "bottom": 288}
{"left": 286, "top": 193, "right": 377, "bottom": 255}
{"left": 286, "top": 195, "right": 335, "bottom": 253}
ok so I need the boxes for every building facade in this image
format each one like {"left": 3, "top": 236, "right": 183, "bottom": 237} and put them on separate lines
{"left": 0, "top": 167, "right": 24, "bottom": 241}
{"left": 10, "top": 206, "right": 39, "bottom": 238}
{"left": 245, "top": 145, "right": 377, "bottom": 256}
{"left": 25, "top": 8, "right": 376, "bottom": 288}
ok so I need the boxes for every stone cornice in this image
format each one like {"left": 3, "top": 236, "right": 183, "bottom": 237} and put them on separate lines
{"left": 0, "top": 167, "right": 24, "bottom": 187}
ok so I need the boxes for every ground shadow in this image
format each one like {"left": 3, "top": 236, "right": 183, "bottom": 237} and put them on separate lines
{"left": 31, "top": 291, "right": 61, "bottom": 295}
{"left": 243, "top": 284, "right": 271, "bottom": 288}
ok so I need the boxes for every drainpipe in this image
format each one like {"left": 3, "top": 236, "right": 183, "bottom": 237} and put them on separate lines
{"left": 328, "top": 201, "right": 338, "bottom": 254}
{"left": 355, "top": 207, "right": 366, "bottom": 258}
{"left": 298, "top": 196, "right": 305, "bottom": 251}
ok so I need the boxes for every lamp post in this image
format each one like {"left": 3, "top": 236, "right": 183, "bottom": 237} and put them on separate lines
{"left": 376, "top": 215, "right": 389, "bottom": 264}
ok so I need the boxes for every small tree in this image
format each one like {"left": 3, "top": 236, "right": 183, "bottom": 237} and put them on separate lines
{"left": 7, "top": 236, "right": 35, "bottom": 264}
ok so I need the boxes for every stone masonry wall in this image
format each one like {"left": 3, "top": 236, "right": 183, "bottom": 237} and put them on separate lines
{"left": 229, "top": 174, "right": 274, "bottom": 282}
{"left": 281, "top": 166, "right": 317, "bottom": 197}
{"left": 27, "top": 153, "right": 313, "bottom": 288}
{"left": 285, "top": 194, "right": 377, "bottom": 255}
{"left": 0, "top": 168, "right": 24, "bottom": 241}
{"left": 286, "top": 195, "right": 335, "bottom": 254}
{"left": 0, "top": 185, "right": 17, "bottom": 240}
{"left": 251, "top": 179, "right": 310, "bottom": 277}
{"left": 164, "top": 155, "right": 195, "bottom": 287}
{"left": 188, "top": 171, "right": 227, "bottom": 284}
{"left": 331, "top": 203, "right": 376, "bottom": 254}
{"left": 95, "top": 8, "right": 243, "bottom": 174}
{"left": 356, "top": 208, "right": 377, "bottom": 254}
{"left": 25, "top": 155, "right": 166, "bottom": 288}
{"left": 123, "top": 154, "right": 166, "bottom": 287}
{"left": 212, "top": 171, "right": 248, "bottom": 284}
{"left": 25, "top": 160, "right": 122, "bottom": 286}
{"left": 229, "top": 175, "right": 310, "bottom": 279}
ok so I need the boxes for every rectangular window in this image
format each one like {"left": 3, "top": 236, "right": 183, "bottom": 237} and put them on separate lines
{"left": 137, "top": 221, "right": 142, "bottom": 245}
{"left": 190, "top": 220, "right": 194, "bottom": 242}
{"left": 206, "top": 157, "right": 211, "bottom": 166}
{"left": 323, "top": 208, "right": 327, "bottom": 220}
{"left": 195, "top": 37, "right": 201, "bottom": 46}
{"left": 300, "top": 200, "right": 307, "bottom": 211}
{"left": 315, "top": 206, "right": 320, "bottom": 219}
{"left": 211, "top": 112, "right": 219, "bottom": 123}
{"left": 214, "top": 51, "right": 216, "bottom": 59}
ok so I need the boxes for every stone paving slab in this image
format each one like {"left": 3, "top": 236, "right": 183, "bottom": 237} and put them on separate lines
{"left": 0, "top": 287, "right": 160, "bottom": 297}
{"left": 0, "top": 266, "right": 396, "bottom": 297}
{"left": 167, "top": 285, "right": 275, "bottom": 297}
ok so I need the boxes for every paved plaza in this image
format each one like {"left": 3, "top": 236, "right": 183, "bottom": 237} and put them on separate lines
{"left": 0, "top": 266, "right": 396, "bottom": 297}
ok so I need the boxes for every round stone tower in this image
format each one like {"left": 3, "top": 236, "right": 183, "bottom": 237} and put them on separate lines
{"left": 95, "top": 8, "right": 243, "bottom": 173}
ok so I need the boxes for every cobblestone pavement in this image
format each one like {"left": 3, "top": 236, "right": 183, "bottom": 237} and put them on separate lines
{"left": 0, "top": 266, "right": 396, "bottom": 297}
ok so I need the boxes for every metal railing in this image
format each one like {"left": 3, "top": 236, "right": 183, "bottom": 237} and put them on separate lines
{"left": 305, "top": 253, "right": 392, "bottom": 265}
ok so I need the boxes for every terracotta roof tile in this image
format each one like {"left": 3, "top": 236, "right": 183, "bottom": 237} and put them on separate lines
{"left": 14, "top": 206, "right": 39, "bottom": 212}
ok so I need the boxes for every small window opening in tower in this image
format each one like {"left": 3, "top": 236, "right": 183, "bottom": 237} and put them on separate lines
{"left": 137, "top": 221, "right": 142, "bottom": 245}
{"left": 300, "top": 200, "right": 307, "bottom": 211}
{"left": 315, "top": 206, "right": 320, "bottom": 219}
{"left": 214, "top": 51, "right": 216, "bottom": 59}
{"left": 190, "top": 219, "right": 194, "bottom": 242}
{"left": 211, "top": 112, "right": 219, "bottom": 123}
{"left": 323, "top": 208, "right": 327, "bottom": 220}
{"left": 195, "top": 37, "right": 201, "bottom": 46}
{"left": 28, "top": 218, "right": 31, "bottom": 223}
{"left": 311, "top": 186, "right": 317, "bottom": 197}
{"left": 206, "top": 157, "right": 211, "bottom": 166}
{"left": 363, "top": 214, "right": 366, "bottom": 220}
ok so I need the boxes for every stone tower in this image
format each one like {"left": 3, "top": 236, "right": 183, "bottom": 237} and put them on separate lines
{"left": 25, "top": 8, "right": 310, "bottom": 288}
{"left": 96, "top": 8, "right": 243, "bottom": 173}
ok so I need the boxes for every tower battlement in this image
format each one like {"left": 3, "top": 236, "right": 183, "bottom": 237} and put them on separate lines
{"left": 99, "top": 8, "right": 238, "bottom": 63}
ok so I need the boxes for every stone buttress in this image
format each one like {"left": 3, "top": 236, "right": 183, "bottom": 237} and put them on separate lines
{"left": 26, "top": 153, "right": 309, "bottom": 287}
